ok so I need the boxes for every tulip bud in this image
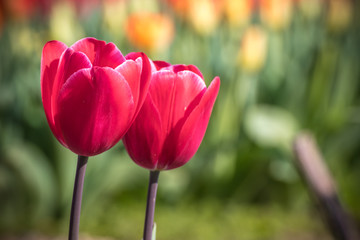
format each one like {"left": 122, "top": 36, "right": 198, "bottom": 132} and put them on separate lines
{"left": 123, "top": 61, "right": 220, "bottom": 170}
{"left": 41, "top": 38, "right": 151, "bottom": 156}
{"left": 238, "top": 25, "right": 268, "bottom": 73}
{"left": 260, "top": 0, "right": 293, "bottom": 31}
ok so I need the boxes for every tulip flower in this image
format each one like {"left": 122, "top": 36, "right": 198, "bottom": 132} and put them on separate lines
{"left": 187, "top": 0, "right": 223, "bottom": 35}
{"left": 103, "top": 0, "right": 128, "bottom": 38}
{"left": 41, "top": 37, "right": 151, "bottom": 157}
{"left": 327, "top": 0, "right": 353, "bottom": 33}
{"left": 122, "top": 60, "right": 220, "bottom": 240}
{"left": 259, "top": 0, "right": 293, "bottom": 31}
{"left": 123, "top": 61, "right": 220, "bottom": 170}
{"left": 163, "top": 0, "right": 190, "bottom": 18}
{"left": 238, "top": 25, "right": 268, "bottom": 73}
{"left": 65, "top": 0, "right": 100, "bottom": 18}
{"left": 49, "top": 1, "right": 84, "bottom": 44}
{"left": 224, "top": 0, "right": 253, "bottom": 27}
{"left": 41, "top": 37, "right": 151, "bottom": 240}
{"left": 4, "top": 0, "right": 52, "bottom": 21}
{"left": 125, "top": 12, "right": 175, "bottom": 53}
{"left": 298, "top": 0, "right": 323, "bottom": 20}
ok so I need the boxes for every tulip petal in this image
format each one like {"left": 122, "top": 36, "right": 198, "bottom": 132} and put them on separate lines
{"left": 124, "top": 52, "right": 152, "bottom": 119}
{"left": 157, "top": 70, "right": 206, "bottom": 168}
{"left": 94, "top": 42, "right": 126, "bottom": 68}
{"left": 170, "top": 64, "right": 205, "bottom": 80}
{"left": 152, "top": 60, "right": 171, "bottom": 70}
{"left": 71, "top": 38, "right": 126, "bottom": 68}
{"left": 172, "top": 70, "right": 206, "bottom": 127}
{"left": 123, "top": 94, "right": 163, "bottom": 170}
{"left": 41, "top": 40, "right": 67, "bottom": 142}
{"left": 166, "top": 77, "right": 220, "bottom": 170}
{"left": 152, "top": 61, "right": 204, "bottom": 79}
{"left": 148, "top": 70, "right": 176, "bottom": 134}
{"left": 60, "top": 50, "right": 93, "bottom": 86}
{"left": 51, "top": 49, "right": 92, "bottom": 136}
{"left": 56, "top": 67, "right": 134, "bottom": 156}
{"left": 41, "top": 40, "right": 67, "bottom": 84}
{"left": 71, "top": 37, "right": 106, "bottom": 64}
{"left": 115, "top": 58, "right": 142, "bottom": 114}
{"left": 124, "top": 52, "right": 139, "bottom": 61}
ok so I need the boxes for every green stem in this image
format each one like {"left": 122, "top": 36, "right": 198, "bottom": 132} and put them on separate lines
{"left": 68, "top": 155, "right": 88, "bottom": 240}
{"left": 143, "top": 170, "right": 160, "bottom": 240}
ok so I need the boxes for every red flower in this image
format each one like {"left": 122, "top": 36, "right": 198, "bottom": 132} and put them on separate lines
{"left": 41, "top": 37, "right": 151, "bottom": 156}
{"left": 3, "top": 0, "right": 53, "bottom": 20}
{"left": 123, "top": 60, "right": 220, "bottom": 170}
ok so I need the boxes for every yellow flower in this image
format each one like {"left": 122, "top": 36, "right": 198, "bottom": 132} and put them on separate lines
{"left": 224, "top": 0, "right": 253, "bottom": 27}
{"left": 238, "top": 25, "right": 268, "bottom": 73}
{"left": 187, "top": 0, "right": 222, "bottom": 35}
{"left": 10, "top": 25, "right": 42, "bottom": 56}
{"left": 260, "top": 0, "right": 293, "bottom": 31}
{"left": 103, "top": 0, "right": 128, "bottom": 38}
{"left": 298, "top": 0, "right": 323, "bottom": 19}
{"left": 49, "top": 1, "right": 84, "bottom": 45}
{"left": 126, "top": 12, "right": 175, "bottom": 52}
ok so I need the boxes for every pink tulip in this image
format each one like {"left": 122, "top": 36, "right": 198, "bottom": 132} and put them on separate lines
{"left": 123, "top": 60, "right": 220, "bottom": 170}
{"left": 41, "top": 37, "right": 151, "bottom": 156}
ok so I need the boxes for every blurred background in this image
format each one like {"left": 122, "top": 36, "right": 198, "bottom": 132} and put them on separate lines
{"left": 0, "top": 0, "right": 360, "bottom": 239}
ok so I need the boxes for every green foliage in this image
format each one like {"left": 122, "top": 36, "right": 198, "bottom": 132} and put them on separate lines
{"left": 79, "top": 201, "right": 330, "bottom": 240}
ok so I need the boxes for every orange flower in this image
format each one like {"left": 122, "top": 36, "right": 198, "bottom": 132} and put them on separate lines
{"left": 327, "top": 0, "right": 353, "bottom": 32}
{"left": 126, "top": 12, "right": 175, "bottom": 52}
{"left": 163, "top": 0, "right": 190, "bottom": 18}
{"left": 224, "top": 0, "right": 254, "bottom": 27}
{"left": 238, "top": 25, "right": 268, "bottom": 73}
{"left": 260, "top": 0, "right": 293, "bottom": 30}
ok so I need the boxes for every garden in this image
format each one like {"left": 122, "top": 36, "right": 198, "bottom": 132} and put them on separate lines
{"left": 0, "top": 0, "right": 359, "bottom": 239}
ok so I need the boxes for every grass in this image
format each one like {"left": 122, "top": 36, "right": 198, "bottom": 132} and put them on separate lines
{"left": 73, "top": 200, "right": 331, "bottom": 240}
